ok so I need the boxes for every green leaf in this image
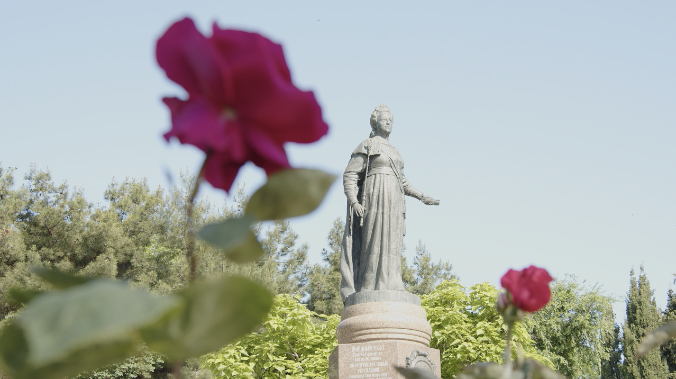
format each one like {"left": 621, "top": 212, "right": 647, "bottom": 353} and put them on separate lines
{"left": 0, "top": 279, "right": 180, "bottom": 379}
{"left": 458, "top": 362, "right": 505, "bottom": 379}
{"left": 0, "top": 322, "right": 136, "bottom": 379}
{"left": 636, "top": 321, "right": 676, "bottom": 361}
{"left": 32, "top": 267, "right": 93, "bottom": 289}
{"left": 197, "top": 216, "right": 264, "bottom": 263}
{"left": 8, "top": 288, "right": 44, "bottom": 304}
{"left": 142, "top": 276, "right": 273, "bottom": 360}
{"left": 395, "top": 367, "right": 438, "bottom": 379}
{"left": 245, "top": 168, "right": 336, "bottom": 221}
{"left": 0, "top": 322, "right": 29, "bottom": 377}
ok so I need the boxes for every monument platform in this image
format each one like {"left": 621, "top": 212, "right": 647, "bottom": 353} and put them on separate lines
{"left": 329, "top": 292, "right": 441, "bottom": 379}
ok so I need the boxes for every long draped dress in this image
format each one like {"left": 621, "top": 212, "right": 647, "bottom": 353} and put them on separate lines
{"left": 340, "top": 136, "right": 423, "bottom": 301}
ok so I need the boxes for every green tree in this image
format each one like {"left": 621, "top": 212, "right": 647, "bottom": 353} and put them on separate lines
{"left": 423, "top": 280, "right": 552, "bottom": 378}
{"left": 0, "top": 167, "right": 212, "bottom": 378}
{"left": 0, "top": 167, "right": 312, "bottom": 379}
{"left": 601, "top": 324, "right": 625, "bottom": 379}
{"left": 258, "top": 220, "right": 309, "bottom": 295}
{"left": 525, "top": 275, "right": 616, "bottom": 379}
{"left": 74, "top": 345, "right": 169, "bottom": 379}
{"left": 405, "top": 240, "right": 455, "bottom": 295}
{"left": 0, "top": 165, "right": 311, "bottom": 311}
{"left": 102, "top": 175, "right": 191, "bottom": 292}
{"left": 0, "top": 165, "right": 33, "bottom": 319}
{"left": 663, "top": 283, "right": 676, "bottom": 377}
{"left": 196, "top": 183, "right": 310, "bottom": 297}
{"left": 1, "top": 165, "right": 336, "bottom": 379}
{"left": 202, "top": 294, "right": 340, "bottom": 379}
{"left": 622, "top": 267, "right": 669, "bottom": 379}
{"left": 0, "top": 167, "right": 178, "bottom": 378}
{"left": 306, "top": 218, "right": 343, "bottom": 315}
{"left": 204, "top": 280, "right": 552, "bottom": 379}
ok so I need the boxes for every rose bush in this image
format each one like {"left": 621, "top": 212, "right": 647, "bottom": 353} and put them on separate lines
{"left": 157, "top": 18, "right": 328, "bottom": 192}
{"left": 500, "top": 265, "right": 553, "bottom": 313}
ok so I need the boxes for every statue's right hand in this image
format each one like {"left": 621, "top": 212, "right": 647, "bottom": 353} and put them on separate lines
{"left": 353, "top": 203, "right": 365, "bottom": 218}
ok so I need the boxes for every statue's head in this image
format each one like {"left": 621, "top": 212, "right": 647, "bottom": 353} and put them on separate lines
{"left": 369, "top": 104, "right": 393, "bottom": 138}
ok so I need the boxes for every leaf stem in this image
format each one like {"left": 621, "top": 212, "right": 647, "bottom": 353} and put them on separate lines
{"left": 501, "top": 321, "right": 514, "bottom": 379}
{"left": 172, "top": 361, "right": 183, "bottom": 379}
{"left": 186, "top": 151, "right": 210, "bottom": 282}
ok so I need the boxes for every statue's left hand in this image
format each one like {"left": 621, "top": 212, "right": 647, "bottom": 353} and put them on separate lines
{"left": 421, "top": 196, "right": 440, "bottom": 205}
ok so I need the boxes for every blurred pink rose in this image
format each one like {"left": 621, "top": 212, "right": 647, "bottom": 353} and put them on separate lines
{"left": 500, "top": 265, "right": 553, "bottom": 313}
{"left": 157, "top": 18, "right": 328, "bottom": 192}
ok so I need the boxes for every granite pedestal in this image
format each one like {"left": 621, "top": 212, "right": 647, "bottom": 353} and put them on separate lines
{"left": 329, "top": 291, "right": 441, "bottom": 379}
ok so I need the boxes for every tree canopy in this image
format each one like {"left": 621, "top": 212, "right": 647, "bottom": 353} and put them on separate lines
{"left": 524, "top": 275, "right": 616, "bottom": 379}
{"left": 4, "top": 165, "right": 673, "bottom": 379}
{"left": 663, "top": 285, "right": 676, "bottom": 376}
{"left": 622, "top": 267, "right": 670, "bottom": 379}
{"left": 423, "top": 280, "right": 552, "bottom": 378}
{"left": 0, "top": 166, "right": 314, "bottom": 379}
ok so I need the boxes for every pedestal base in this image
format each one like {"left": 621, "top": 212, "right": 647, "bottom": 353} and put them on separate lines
{"left": 329, "top": 295, "right": 441, "bottom": 379}
{"left": 336, "top": 301, "right": 432, "bottom": 346}
{"left": 329, "top": 340, "right": 441, "bottom": 379}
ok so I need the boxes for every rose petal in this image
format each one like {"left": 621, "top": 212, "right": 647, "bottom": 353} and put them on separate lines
{"left": 158, "top": 19, "right": 329, "bottom": 189}
{"left": 162, "top": 98, "right": 229, "bottom": 152}
{"left": 210, "top": 28, "right": 328, "bottom": 144}
{"left": 501, "top": 266, "right": 553, "bottom": 313}
{"left": 500, "top": 269, "right": 520, "bottom": 290}
{"left": 156, "top": 18, "right": 232, "bottom": 104}
{"left": 202, "top": 151, "right": 242, "bottom": 193}
{"left": 244, "top": 125, "right": 290, "bottom": 176}
{"left": 222, "top": 119, "right": 247, "bottom": 163}
{"left": 212, "top": 26, "right": 292, "bottom": 82}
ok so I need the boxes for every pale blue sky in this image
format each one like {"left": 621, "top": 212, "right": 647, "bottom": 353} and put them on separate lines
{"left": 1, "top": 1, "right": 674, "bottom": 323}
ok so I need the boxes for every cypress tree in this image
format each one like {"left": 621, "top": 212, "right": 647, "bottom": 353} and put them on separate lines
{"left": 601, "top": 324, "right": 625, "bottom": 379}
{"left": 306, "top": 217, "right": 343, "bottom": 315}
{"left": 622, "top": 266, "right": 669, "bottom": 379}
{"left": 662, "top": 287, "right": 676, "bottom": 376}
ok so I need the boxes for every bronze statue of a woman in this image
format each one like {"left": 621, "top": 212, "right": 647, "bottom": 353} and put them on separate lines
{"left": 340, "top": 104, "right": 440, "bottom": 302}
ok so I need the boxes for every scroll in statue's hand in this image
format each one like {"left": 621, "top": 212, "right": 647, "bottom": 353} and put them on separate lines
{"left": 421, "top": 196, "right": 440, "bottom": 206}
{"left": 353, "top": 203, "right": 365, "bottom": 217}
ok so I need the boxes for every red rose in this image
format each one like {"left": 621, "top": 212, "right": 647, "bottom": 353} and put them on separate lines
{"left": 500, "top": 265, "right": 553, "bottom": 312}
{"left": 156, "top": 18, "right": 328, "bottom": 192}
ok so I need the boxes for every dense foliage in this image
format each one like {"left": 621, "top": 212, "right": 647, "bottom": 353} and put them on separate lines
{"left": 663, "top": 287, "right": 676, "bottom": 377}
{"left": 304, "top": 218, "right": 343, "bottom": 316}
{"left": 622, "top": 267, "right": 670, "bottom": 379}
{"left": 525, "top": 275, "right": 616, "bottom": 378}
{"left": 205, "top": 281, "right": 551, "bottom": 379}
{"left": 0, "top": 166, "right": 316, "bottom": 379}
{"left": 74, "top": 345, "right": 168, "bottom": 379}
{"left": 601, "top": 324, "right": 624, "bottom": 379}
{"left": 403, "top": 240, "right": 456, "bottom": 296}
{"left": 3, "top": 165, "right": 675, "bottom": 379}
{"left": 203, "top": 295, "right": 339, "bottom": 379}
{"left": 423, "top": 280, "right": 552, "bottom": 378}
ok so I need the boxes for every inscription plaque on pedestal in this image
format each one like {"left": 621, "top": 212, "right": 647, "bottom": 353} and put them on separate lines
{"left": 329, "top": 340, "right": 441, "bottom": 379}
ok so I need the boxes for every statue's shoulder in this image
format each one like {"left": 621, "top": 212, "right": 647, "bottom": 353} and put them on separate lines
{"left": 351, "top": 137, "right": 387, "bottom": 156}
{"left": 351, "top": 139, "right": 371, "bottom": 156}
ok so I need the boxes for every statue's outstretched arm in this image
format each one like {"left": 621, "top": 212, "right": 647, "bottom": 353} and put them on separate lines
{"left": 401, "top": 170, "right": 440, "bottom": 206}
